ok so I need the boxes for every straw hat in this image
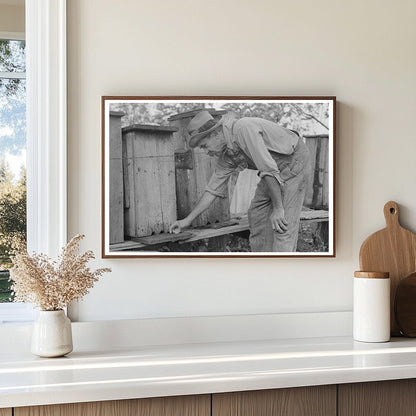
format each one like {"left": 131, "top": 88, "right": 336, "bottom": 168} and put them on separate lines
{"left": 187, "top": 110, "right": 222, "bottom": 148}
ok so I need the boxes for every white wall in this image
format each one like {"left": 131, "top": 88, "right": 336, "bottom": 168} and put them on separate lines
{"left": 67, "top": 0, "right": 416, "bottom": 322}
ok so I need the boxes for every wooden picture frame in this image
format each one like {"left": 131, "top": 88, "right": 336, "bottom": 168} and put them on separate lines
{"left": 102, "top": 96, "right": 336, "bottom": 258}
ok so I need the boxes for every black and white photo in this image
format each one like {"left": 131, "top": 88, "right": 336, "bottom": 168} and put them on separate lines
{"left": 102, "top": 97, "right": 335, "bottom": 257}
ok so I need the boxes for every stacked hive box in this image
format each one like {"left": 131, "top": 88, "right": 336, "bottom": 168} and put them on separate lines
{"left": 122, "top": 125, "right": 178, "bottom": 238}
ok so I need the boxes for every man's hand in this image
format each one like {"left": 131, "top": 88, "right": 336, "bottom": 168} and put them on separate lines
{"left": 169, "top": 219, "right": 190, "bottom": 234}
{"left": 270, "top": 207, "right": 288, "bottom": 233}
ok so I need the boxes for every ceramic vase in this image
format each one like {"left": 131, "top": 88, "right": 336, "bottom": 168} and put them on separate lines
{"left": 31, "top": 310, "right": 73, "bottom": 357}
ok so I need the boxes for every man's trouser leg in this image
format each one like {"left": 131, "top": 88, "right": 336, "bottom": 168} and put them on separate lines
{"left": 272, "top": 170, "right": 308, "bottom": 251}
{"left": 248, "top": 180, "right": 272, "bottom": 252}
{"left": 248, "top": 165, "right": 309, "bottom": 252}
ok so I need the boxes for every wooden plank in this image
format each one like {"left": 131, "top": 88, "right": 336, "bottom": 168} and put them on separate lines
{"left": 185, "top": 211, "right": 328, "bottom": 243}
{"left": 170, "top": 117, "right": 193, "bottom": 222}
{"left": 109, "top": 110, "right": 124, "bottom": 117}
{"left": 0, "top": 409, "right": 12, "bottom": 416}
{"left": 184, "top": 220, "right": 249, "bottom": 242}
{"left": 122, "top": 124, "right": 178, "bottom": 134}
{"left": 109, "top": 158, "right": 124, "bottom": 244}
{"left": 122, "top": 135, "right": 130, "bottom": 209}
{"left": 338, "top": 380, "right": 416, "bottom": 416}
{"left": 188, "top": 149, "right": 205, "bottom": 227}
{"left": 158, "top": 156, "right": 177, "bottom": 233}
{"left": 15, "top": 395, "right": 210, "bottom": 416}
{"left": 304, "top": 134, "right": 329, "bottom": 139}
{"left": 307, "top": 135, "right": 330, "bottom": 210}
{"left": 200, "top": 219, "right": 239, "bottom": 229}
{"left": 110, "top": 210, "right": 329, "bottom": 249}
{"left": 156, "top": 137, "right": 176, "bottom": 233}
{"left": 109, "top": 113, "right": 123, "bottom": 157}
{"left": 175, "top": 149, "right": 193, "bottom": 170}
{"left": 304, "top": 137, "right": 317, "bottom": 208}
{"left": 110, "top": 240, "right": 146, "bottom": 251}
{"left": 175, "top": 168, "right": 192, "bottom": 220}
{"left": 133, "top": 231, "right": 194, "bottom": 245}
{"left": 322, "top": 136, "right": 329, "bottom": 209}
{"left": 124, "top": 132, "right": 136, "bottom": 237}
{"left": 301, "top": 209, "right": 329, "bottom": 221}
{"left": 317, "top": 136, "right": 329, "bottom": 209}
{"left": 134, "top": 157, "right": 164, "bottom": 236}
{"left": 109, "top": 114, "right": 124, "bottom": 244}
{"left": 170, "top": 117, "right": 189, "bottom": 152}
{"left": 313, "top": 138, "right": 324, "bottom": 208}
{"left": 212, "top": 385, "right": 336, "bottom": 416}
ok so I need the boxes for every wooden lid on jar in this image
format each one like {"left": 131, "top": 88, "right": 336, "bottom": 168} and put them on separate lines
{"left": 354, "top": 271, "right": 390, "bottom": 279}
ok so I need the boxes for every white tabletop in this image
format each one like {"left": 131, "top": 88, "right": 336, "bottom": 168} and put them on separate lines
{"left": 2, "top": 336, "right": 416, "bottom": 408}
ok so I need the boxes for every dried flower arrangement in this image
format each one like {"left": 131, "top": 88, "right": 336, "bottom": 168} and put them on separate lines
{"left": 10, "top": 234, "right": 111, "bottom": 311}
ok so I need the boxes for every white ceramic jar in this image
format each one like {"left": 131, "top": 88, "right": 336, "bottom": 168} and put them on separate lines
{"left": 353, "top": 271, "right": 390, "bottom": 343}
{"left": 31, "top": 310, "right": 73, "bottom": 357}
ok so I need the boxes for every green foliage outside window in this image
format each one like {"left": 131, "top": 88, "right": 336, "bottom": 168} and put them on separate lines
{"left": 0, "top": 38, "right": 27, "bottom": 303}
{"left": 0, "top": 162, "right": 26, "bottom": 302}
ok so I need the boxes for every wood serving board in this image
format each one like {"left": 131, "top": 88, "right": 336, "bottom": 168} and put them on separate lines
{"left": 395, "top": 272, "right": 416, "bottom": 337}
{"left": 359, "top": 201, "right": 416, "bottom": 336}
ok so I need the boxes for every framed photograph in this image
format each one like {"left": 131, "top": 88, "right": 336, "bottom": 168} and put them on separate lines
{"left": 102, "top": 96, "right": 336, "bottom": 258}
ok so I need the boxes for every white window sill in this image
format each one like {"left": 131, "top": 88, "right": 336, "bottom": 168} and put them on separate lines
{"left": 0, "top": 303, "right": 36, "bottom": 324}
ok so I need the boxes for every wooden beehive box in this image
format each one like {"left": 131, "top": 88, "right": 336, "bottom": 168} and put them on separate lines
{"left": 168, "top": 109, "right": 231, "bottom": 227}
{"left": 122, "top": 124, "right": 178, "bottom": 238}
{"left": 304, "top": 134, "right": 329, "bottom": 209}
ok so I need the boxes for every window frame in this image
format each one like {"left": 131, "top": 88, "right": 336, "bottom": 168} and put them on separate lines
{"left": 26, "top": 0, "right": 67, "bottom": 257}
{"left": 0, "top": 0, "right": 67, "bottom": 323}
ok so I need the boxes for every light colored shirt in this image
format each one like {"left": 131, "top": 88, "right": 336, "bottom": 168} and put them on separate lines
{"left": 205, "top": 117, "right": 299, "bottom": 198}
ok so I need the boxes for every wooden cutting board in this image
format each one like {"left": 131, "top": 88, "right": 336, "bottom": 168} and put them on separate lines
{"left": 395, "top": 272, "right": 416, "bottom": 337}
{"left": 359, "top": 201, "right": 416, "bottom": 336}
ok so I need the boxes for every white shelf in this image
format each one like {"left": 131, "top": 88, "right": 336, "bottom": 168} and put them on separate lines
{"left": 2, "top": 335, "right": 416, "bottom": 408}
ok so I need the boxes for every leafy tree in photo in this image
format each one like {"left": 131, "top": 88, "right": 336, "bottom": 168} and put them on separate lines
{"left": 111, "top": 102, "right": 206, "bottom": 127}
{"left": 110, "top": 101, "right": 329, "bottom": 136}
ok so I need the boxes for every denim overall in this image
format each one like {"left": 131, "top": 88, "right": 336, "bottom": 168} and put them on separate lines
{"left": 247, "top": 138, "right": 310, "bottom": 252}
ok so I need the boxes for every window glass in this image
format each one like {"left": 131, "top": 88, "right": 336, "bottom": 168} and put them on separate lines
{"left": 0, "top": 39, "right": 26, "bottom": 303}
{"left": 0, "top": 39, "right": 25, "bottom": 73}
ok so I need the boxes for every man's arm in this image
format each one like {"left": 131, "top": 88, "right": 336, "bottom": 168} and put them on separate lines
{"left": 169, "top": 192, "right": 217, "bottom": 234}
{"left": 170, "top": 152, "right": 236, "bottom": 234}
{"left": 263, "top": 176, "right": 288, "bottom": 233}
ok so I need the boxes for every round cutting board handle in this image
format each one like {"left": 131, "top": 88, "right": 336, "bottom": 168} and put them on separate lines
{"left": 384, "top": 201, "right": 400, "bottom": 228}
